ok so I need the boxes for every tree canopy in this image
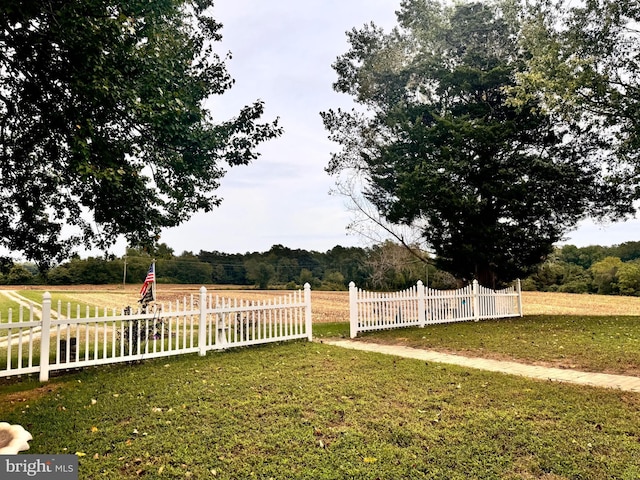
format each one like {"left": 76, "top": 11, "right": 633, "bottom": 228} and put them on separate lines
{"left": 321, "top": 0, "right": 637, "bottom": 286}
{"left": 0, "top": 0, "right": 281, "bottom": 270}
{"left": 514, "top": 0, "right": 640, "bottom": 169}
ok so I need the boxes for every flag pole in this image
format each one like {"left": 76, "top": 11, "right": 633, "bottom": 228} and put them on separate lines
{"left": 139, "top": 260, "right": 156, "bottom": 307}
{"left": 152, "top": 258, "right": 156, "bottom": 302}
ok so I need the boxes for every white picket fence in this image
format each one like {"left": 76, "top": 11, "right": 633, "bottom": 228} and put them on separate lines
{"left": 349, "top": 280, "right": 523, "bottom": 338}
{"left": 0, "top": 285, "right": 312, "bottom": 382}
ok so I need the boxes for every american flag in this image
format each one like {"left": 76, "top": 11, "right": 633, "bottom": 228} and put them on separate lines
{"left": 139, "top": 263, "right": 155, "bottom": 302}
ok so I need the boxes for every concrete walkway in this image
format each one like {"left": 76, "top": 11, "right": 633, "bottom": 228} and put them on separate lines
{"left": 322, "top": 339, "right": 640, "bottom": 393}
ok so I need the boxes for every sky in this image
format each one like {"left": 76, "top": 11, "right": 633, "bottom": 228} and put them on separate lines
{"left": 151, "top": 0, "right": 638, "bottom": 256}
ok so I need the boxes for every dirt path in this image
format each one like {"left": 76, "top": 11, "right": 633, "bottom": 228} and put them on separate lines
{"left": 0, "top": 290, "right": 65, "bottom": 348}
{"left": 0, "top": 290, "right": 71, "bottom": 320}
{"left": 1, "top": 290, "right": 43, "bottom": 315}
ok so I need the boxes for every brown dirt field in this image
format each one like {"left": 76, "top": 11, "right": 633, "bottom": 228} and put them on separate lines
{"left": 6, "top": 286, "right": 640, "bottom": 321}
{"left": 521, "top": 291, "right": 640, "bottom": 316}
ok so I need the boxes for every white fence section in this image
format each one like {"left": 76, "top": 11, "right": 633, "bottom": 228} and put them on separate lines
{"left": 0, "top": 284, "right": 312, "bottom": 382}
{"left": 349, "top": 280, "right": 522, "bottom": 338}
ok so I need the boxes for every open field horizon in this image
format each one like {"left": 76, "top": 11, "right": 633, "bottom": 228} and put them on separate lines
{"left": 2, "top": 285, "right": 640, "bottom": 321}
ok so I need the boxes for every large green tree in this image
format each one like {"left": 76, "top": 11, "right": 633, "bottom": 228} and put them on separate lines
{"left": 321, "top": 0, "right": 636, "bottom": 286}
{"left": 0, "top": 0, "right": 281, "bottom": 270}
{"left": 514, "top": 0, "right": 640, "bottom": 169}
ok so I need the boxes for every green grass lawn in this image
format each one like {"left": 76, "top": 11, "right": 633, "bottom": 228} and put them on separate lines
{"left": 0, "top": 291, "right": 106, "bottom": 324}
{"left": 1, "top": 338, "right": 639, "bottom": 479}
{"left": 16, "top": 290, "right": 108, "bottom": 317}
{"left": 316, "top": 315, "right": 640, "bottom": 376}
{"left": 0, "top": 296, "right": 21, "bottom": 323}
{"left": 1, "top": 316, "right": 639, "bottom": 479}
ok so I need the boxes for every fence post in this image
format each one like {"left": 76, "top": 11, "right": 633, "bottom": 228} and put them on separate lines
{"left": 39, "top": 292, "right": 52, "bottom": 382}
{"left": 198, "top": 286, "right": 207, "bottom": 356}
{"left": 304, "top": 283, "right": 312, "bottom": 341}
{"left": 349, "top": 282, "right": 358, "bottom": 338}
{"left": 472, "top": 280, "right": 480, "bottom": 322}
{"left": 417, "top": 280, "right": 426, "bottom": 328}
{"left": 516, "top": 279, "right": 523, "bottom": 317}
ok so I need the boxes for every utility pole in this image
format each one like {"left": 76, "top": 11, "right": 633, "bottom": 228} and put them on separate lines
{"left": 123, "top": 255, "right": 127, "bottom": 289}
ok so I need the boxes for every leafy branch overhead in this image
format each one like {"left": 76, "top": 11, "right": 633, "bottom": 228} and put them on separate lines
{"left": 322, "top": 0, "right": 639, "bottom": 286}
{"left": 0, "top": 0, "right": 282, "bottom": 269}
{"left": 513, "top": 0, "right": 640, "bottom": 160}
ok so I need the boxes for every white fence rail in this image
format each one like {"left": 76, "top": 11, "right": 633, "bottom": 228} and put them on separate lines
{"left": 1, "top": 285, "right": 312, "bottom": 382}
{"left": 349, "top": 280, "right": 522, "bottom": 338}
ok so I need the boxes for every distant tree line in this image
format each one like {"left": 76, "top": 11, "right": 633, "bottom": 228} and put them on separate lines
{"left": 523, "top": 242, "right": 640, "bottom": 296}
{"left": 0, "top": 242, "right": 456, "bottom": 291}
{"left": 3, "top": 241, "right": 640, "bottom": 296}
